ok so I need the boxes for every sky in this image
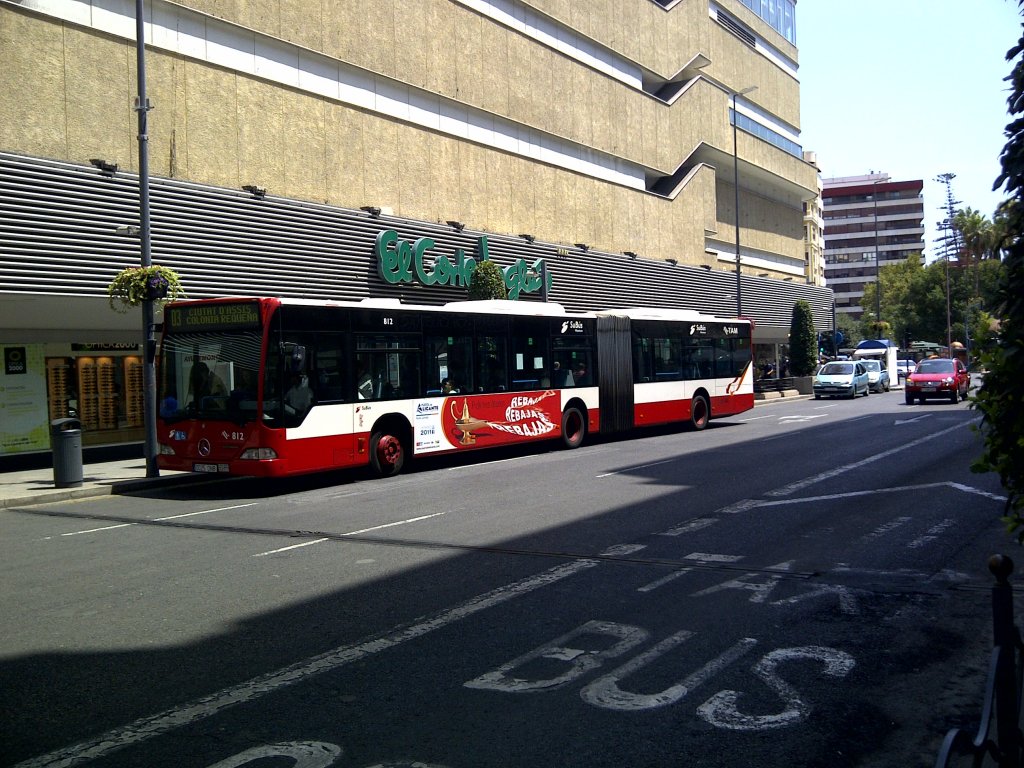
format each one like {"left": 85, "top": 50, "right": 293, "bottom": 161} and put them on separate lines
{"left": 796, "top": 0, "right": 1021, "bottom": 259}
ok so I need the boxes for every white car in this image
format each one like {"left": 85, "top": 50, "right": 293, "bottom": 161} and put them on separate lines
{"left": 896, "top": 359, "right": 915, "bottom": 380}
{"left": 812, "top": 361, "right": 870, "bottom": 399}
{"left": 861, "top": 360, "right": 891, "bottom": 392}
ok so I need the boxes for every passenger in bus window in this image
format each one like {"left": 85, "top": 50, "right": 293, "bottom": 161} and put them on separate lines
{"left": 441, "top": 378, "right": 456, "bottom": 394}
{"left": 552, "top": 361, "right": 569, "bottom": 388}
{"left": 285, "top": 373, "right": 314, "bottom": 415}
{"left": 188, "top": 361, "right": 227, "bottom": 404}
{"left": 574, "top": 363, "right": 589, "bottom": 386}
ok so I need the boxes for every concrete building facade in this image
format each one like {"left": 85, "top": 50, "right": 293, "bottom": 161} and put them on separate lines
{"left": 0, "top": 0, "right": 830, "bottom": 455}
{"left": 823, "top": 173, "right": 925, "bottom": 321}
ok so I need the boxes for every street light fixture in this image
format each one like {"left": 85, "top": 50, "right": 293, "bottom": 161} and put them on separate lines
{"left": 732, "top": 85, "right": 757, "bottom": 316}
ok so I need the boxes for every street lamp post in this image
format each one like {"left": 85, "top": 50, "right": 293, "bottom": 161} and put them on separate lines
{"left": 872, "top": 179, "right": 881, "bottom": 338}
{"left": 732, "top": 86, "right": 757, "bottom": 316}
{"left": 134, "top": 0, "right": 158, "bottom": 477}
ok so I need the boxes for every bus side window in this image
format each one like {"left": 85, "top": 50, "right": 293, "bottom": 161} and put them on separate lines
{"left": 476, "top": 336, "right": 507, "bottom": 393}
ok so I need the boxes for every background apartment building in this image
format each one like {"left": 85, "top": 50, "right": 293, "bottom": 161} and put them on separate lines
{"left": 822, "top": 173, "right": 925, "bottom": 320}
{"left": 0, "top": 0, "right": 831, "bottom": 455}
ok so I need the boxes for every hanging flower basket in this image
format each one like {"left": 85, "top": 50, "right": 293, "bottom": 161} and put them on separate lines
{"left": 107, "top": 265, "right": 185, "bottom": 312}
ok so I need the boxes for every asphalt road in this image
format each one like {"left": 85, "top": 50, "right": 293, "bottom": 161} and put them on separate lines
{"left": 0, "top": 389, "right": 1012, "bottom": 768}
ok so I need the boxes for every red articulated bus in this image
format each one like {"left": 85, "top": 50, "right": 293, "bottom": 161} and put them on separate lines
{"left": 156, "top": 297, "right": 754, "bottom": 478}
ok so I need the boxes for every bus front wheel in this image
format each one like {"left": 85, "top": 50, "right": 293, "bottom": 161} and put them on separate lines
{"left": 689, "top": 394, "right": 710, "bottom": 431}
{"left": 561, "top": 406, "right": 586, "bottom": 449}
{"left": 370, "top": 430, "right": 406, "bottom": 477}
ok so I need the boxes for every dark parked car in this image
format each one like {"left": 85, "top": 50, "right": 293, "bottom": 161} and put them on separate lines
{"left": 904, "top": 357, "right": 970, "bottom": 404}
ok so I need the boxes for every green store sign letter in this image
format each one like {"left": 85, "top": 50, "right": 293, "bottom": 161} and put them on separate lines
{"left": 375, "top": 229, "right": 551, "bottom": 300}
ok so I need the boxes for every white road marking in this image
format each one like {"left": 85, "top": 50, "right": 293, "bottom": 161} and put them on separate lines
{"left": 59, "top": 504, "right": 259, "bottom": 536}
{"left": 580, "top": 636, "right": 758, "bottom": 711}
{"left": 60, "top": 523, "right": 134, "bottom": 536}
{"left": 715, "top": 499, "right": 761, "bottom": 515}
{"left": 660, "top": 518, "right": 718, "bottom": 536}
{"left": 602, "top": 544, "right": 647, "bottom": 557}
{"left": 154, "top": 503, "right": 258, "bottom": 521}
{"left": 637, "top": 569, "right": 692, "bottom": 592}
{"left": 697, "top": 646, "right": 855, "bottom": 730}
{"left": 637, "top": 552, "right": 744, "bottom": 593}
{"left": 863, "top": 517, "right": 913, "bottom": 540}
{"left": 766, "top": 421, "right": 975, "bottom": 497}
{"left": 15, "top": 558, "right": 598, "bottom": 768}
{"left": 254, "top": 538, "right": 330, "bottom": 557}
{"left": 894, "top": 414, "right": 933, "bottom": 425}
{"left": 341, "top": 511, "right": 447, "bottom": 536}
{"left": 596, "top": 459, "right": 675, "bottom": 478}
{"left": 907, "top": 518, "right": 957, "bottom": 549}
{"left": 777, "top": 415, "right": 828, "bottom": 423}
{"left": 684, "top": 553, "right": 744, "bottom": 563}
{"left": 252, "top": 512, "right": 448, "bottom": 557}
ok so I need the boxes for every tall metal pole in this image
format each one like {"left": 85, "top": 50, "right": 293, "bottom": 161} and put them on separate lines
{"left": 135, "top": 1, "right": 158, "bottom": 477}
{"left": 731, "top": 87, "right": 756, "bottom": 315}
{"left": 873, "top": 180, "right": 881, "bottom": 338}
{"left": 732, "top": 91, "right": 742, "bottom": 316}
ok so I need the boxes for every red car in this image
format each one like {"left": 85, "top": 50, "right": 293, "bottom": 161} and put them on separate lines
{"left": 904, "top": 358, "right": 970, "bottom": 404}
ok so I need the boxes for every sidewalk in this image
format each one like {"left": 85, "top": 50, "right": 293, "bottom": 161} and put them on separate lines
{"left": 0, "top": 455, "right": 200, "bottom": 510}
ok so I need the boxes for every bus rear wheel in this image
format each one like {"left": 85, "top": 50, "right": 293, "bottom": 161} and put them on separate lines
{"left": 561, "top": 406, "right": 586, "bottom": 449}
{"left": 370, "top": 430, "right": 406, "bottom": 477}
{"left": 689, "top": 394, "right": 710, "bottom": 431}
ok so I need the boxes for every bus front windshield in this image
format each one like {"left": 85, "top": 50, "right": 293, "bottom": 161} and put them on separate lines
{"left": 159, "top": 331, "right": 264, "bottom": 423}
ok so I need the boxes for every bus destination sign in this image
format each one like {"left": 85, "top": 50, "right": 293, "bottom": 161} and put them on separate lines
{"left": 165, "top": 301, "right": 261, "bottom": 333}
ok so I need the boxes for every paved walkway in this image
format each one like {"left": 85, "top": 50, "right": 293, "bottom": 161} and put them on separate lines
{"left": 0, "top": 457, "right": 197, "bottom": 509}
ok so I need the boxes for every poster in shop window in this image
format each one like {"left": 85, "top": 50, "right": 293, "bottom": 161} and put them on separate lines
{"left": 0, "top": 345, "right": 49, "bottom": 454}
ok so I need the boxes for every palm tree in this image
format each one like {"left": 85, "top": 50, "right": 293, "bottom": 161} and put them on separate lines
{"left": 953, "top": 207, "right": 994, "bottom": 295}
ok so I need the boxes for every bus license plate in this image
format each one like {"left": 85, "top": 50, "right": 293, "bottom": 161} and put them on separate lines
{"left": 193, "top": 462, "right": 229, "bottom": 473}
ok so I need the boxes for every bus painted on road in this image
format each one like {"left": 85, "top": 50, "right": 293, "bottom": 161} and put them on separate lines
{"left": 156, "top": 297, "right": 754, "bottom": 477}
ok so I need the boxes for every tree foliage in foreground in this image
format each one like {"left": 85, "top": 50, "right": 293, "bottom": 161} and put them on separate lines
{"left": 972, "top": 3, "right": 1024, "bottom": 540}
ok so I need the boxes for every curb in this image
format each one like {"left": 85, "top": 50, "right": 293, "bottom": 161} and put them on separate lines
{"left": 0, "top": 472, "right": 218, "bottom": 510}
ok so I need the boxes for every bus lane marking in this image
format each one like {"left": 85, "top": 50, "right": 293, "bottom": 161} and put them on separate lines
{"left": 907, "top": 518, "right": 957, "bottom": 549}
{"left": 637, "top": 553, "right": 744, "bottom": 593}
{"left": 697, "top": 646, "right": 855, "bottom": 731}
{"left": 15, "top": 557, "right": 599, "bottom": 768}
{"left": 660, "top": 518, "right": 718, "bottom": 536}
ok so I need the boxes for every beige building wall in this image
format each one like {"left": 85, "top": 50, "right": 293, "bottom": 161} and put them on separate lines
{"left": 0, "top": 0, "right": 813, "bottom": 275}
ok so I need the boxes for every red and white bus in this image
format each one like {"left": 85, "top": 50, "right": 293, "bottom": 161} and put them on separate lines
{"left": 156, "top": 297, "right": 754, "bottom": 477}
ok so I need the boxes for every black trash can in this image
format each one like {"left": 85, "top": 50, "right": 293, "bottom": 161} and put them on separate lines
{"left": 51, "top": 417, "right": 83, "bottom": 488}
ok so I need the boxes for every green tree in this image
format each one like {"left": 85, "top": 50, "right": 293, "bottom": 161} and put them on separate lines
{"left": 788, "top": 300, "right": 817, "bottom": 376}
{"left": 835, "top": 313, "right": 860, "bottom": 350}
{"left": 468, "top": 259, "right": 507, "bottom": 300}
{"left": 972, "top": 4, "right": 1024, "bottom": 540}
{"left": 862, "top": 253, "right": 1003, "bottom": 350}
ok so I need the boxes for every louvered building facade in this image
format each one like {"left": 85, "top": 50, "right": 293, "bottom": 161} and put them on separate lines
{"left": 0, "top": 0, "right": 830, "bottom": 455}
